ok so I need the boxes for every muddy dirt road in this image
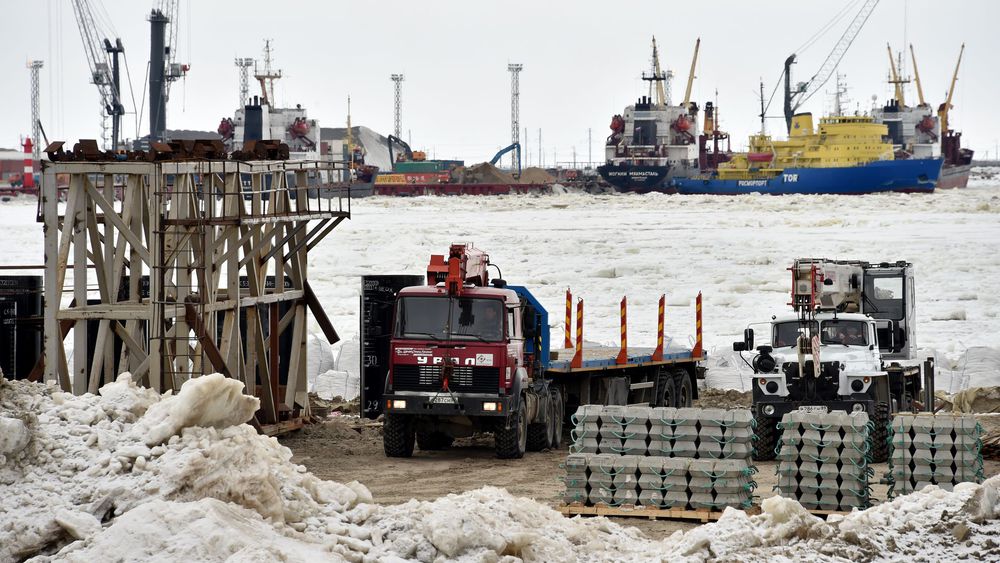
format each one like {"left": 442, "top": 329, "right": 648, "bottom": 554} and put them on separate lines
{"left": 279, "top": 413, "right": 1000, "bottom": 539}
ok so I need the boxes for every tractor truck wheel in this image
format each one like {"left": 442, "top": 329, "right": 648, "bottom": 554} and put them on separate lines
{"left": 673, "top": 369, "right": 693, "bottom": 407}
{"left": 752, "top": 412, "right": 779, "bottom": 462}
{"left": 549, "top": 387, "right": 564, "bottom": 450}
{"left": 526, "top": 419, "right": 549, "bottom": 452}
{"left": 383, "top": 414, "right": 415, "bottom": 458}
{"left": 870, "top": 402, "right": 891, "bottom": 463}
{"left": 496, "top": 400, "right": 527, "bottom": 459}
{"left": 416, "top": 431, "right": 454, "bottom": 451}
{"left": 657, "top": 373, "right": 676, "bottom": 408}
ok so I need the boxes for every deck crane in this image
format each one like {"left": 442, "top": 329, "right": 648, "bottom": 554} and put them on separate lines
{"left": 938, "top": 43, "right": 965, "bottom": 137}
{"left": 782, "top": 0, "right": 879, "bottom": 133}
{"left": 682, "top": 38, "right": 700, "bottom": 109}
{"left": 69, "top": 0, "right": 126, "bottom": 150}
{"left": 909, "top": 44, "right": 928, "bottom": 108}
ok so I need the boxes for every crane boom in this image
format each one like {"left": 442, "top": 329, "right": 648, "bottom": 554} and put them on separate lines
{"left": 938, "top": 43, "right": 965, "bottom": 135}
{"left": 909, "top": 44, "right": 926, "bottom": 107}
{"left": 887, "top": 43, "right": 905, "bottom": 107}
{"left": 682, "top": 37, "right": 700, "bottom": 108}
{"left": 69, "top": 0, "right": 124, "bottom": 149}
{"left": 652, "top": 37, "right": 667, "bottom": 106}
{"left": 784, "top": 0, "right": 880, "bottom": 132}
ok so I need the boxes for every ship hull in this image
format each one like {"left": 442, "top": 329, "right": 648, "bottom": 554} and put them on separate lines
{"left": 597, "top": 163, "right": 675, "bottom": 194}
{"left": 674, "top": 158, "right": 942, "bottom": 195}
{"left": 936, "top": 163, "right": 972, "bottom": 189}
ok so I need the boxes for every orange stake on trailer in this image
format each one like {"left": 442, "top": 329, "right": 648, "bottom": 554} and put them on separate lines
{"left": 616, "top": 297, "right": 628, "bottom": 364}
{"left": 571, "top": 298, "right": 584, "bottom": 368}
{"left": 564, "top": 288, "right": 573, "bottom": 349}
{"left": 652, "top": 294, "right": 665, "bottom": 361}
{"left": 693, "top": 291, "right": 703, "bottom": 358}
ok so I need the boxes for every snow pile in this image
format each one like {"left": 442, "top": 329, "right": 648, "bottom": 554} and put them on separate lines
{"left": 2, "top": 376, "right": 999, "bottom": 562}
{"left": 0, "top": 376, "right": 372, "bottom": 562}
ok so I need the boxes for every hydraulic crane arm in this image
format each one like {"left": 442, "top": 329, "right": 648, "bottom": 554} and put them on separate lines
{"left": 682, "top": 38, "right": 700, "bottom": 108}
{"left": 489, "top": 143, "right": 520, "bottom": 166}
{"left": 909, "top": 44, "right": 926, "bottom": 107}
{"left": 427, "top": 244, "right": 490, "bottom": 295}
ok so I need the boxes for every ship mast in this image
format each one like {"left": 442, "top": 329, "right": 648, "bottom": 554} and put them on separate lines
{"left": 254, "top": 40, "right": 282, "bottom": 106}
{"left": 886, "top": 43, "right": 907, "bottom": 107}
{"left": 641, "top": 36, "right": 669, "bottom": 106}
{"left": 346, "top": 95, "right": 354, "bottom": 165}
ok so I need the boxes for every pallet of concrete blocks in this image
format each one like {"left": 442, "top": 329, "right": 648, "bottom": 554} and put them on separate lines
{"left": 687, "top": 459, "right": 757, "bottom": 511}
{"left": 647, "top": 407, "right": 753, "bottom": 460}
{"left": 583, "top": 454, "right": 642, "bottom": 506}
{"left": 561, "top": 452, "right": 590, "bottom": 504}
{"left": 636, "top": 456, "right": 691, "bottom": 509}
{"left": 889, "top": 413, "right": 985, "bottom": 495}
{"left": 569, "top": 405, "right": 602, "bottom": 454}
{"left": 774, "top": 410, "right": 873, "bottom": 511}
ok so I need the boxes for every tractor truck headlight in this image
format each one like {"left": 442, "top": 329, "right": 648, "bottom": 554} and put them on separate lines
{"left": 762, "top": 404, "right": 776, "bottom": 416}
{"left": 851, "top": 379, "right": 864, "bottom": 392}
{"left": 390, "top": 400, "right": 407, "bottom": 409}
{"left": 483, "top": 402, "right": 499, "bottom": 411}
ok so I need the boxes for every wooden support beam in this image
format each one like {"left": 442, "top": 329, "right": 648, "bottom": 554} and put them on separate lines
{"left": 303, "top": 280, "right": 339, "bottom": 345}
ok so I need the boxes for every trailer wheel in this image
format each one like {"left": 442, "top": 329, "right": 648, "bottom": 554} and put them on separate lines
{"left": 752, "top": 412, "right": 779, "bottom": 462}
{"left": 527, "top": 419, "right": 549, "bottom": 452}
{"left": 496, "top": 400, "right": 527, "bottom": 459}
{"left": 549, "top": 387, "right": 564, "bottom": 450}
{"left": 673, "top": 369, "right": 693, "bottom": 407}
{"left": 384, "top": 415, "right": 415, "bottom": 458}
{"left": 870, "top": 402, "right": 891, "bottom": 463}
{"left": 416, "top": 431, "right": 454, "bottom": 451}
{"left": 657, "top": 373, "right": 676, "bottom": 407}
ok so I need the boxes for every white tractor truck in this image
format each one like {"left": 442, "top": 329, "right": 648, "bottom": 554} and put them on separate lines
{"left": 734, "top": 259, "right": 935, "bottom": 463}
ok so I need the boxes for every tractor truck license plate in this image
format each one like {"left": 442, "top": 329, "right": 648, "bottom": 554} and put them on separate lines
{"left": 798, "top": 405, "right": 829, "bottom": 414}
{"left": 431, "top": 395, "right": 457, "bottom": 404}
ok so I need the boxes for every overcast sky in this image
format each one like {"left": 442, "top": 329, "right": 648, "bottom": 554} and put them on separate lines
{"left": 4, "top": 0, "right": 999, "bottom": 164}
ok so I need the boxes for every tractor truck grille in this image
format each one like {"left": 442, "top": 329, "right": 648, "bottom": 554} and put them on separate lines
{"left": 392, "top": 364, "right": 499, "bottom": 394}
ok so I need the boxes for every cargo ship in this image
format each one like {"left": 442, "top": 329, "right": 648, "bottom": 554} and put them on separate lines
{"left": 873, "top": 43, "right": 972, "bottom": 189}
{"left": 597, "top": 38, "right": 704, "bottom": 193}
{"left": 673, "top": 113, "right": 942, "bottom": 195}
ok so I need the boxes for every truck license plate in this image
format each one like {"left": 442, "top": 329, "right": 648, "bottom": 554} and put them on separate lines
{"left": 431, "top": 395, "right": 457, "bottom": 404}
{"left": 798, "top": 405, "right": 829, "bottom": 414}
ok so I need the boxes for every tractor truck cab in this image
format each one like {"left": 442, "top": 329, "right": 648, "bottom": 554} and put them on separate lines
{"left": 734, "top": 258, "right": 928, "bottom": 463}
{"left": 381, "top": 244, "right": 561, "bottom": 459}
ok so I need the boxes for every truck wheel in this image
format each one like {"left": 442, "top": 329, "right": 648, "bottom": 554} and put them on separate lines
{"left": 870, "top": 402, "right": 891, "bottom": 463}
{"left": 527, "top": 419, "right": 549, "bottom": 452}
{"left": 496, "top": 400, "right": 527, "bottom": 459}
{"left": 673, "top": 369, "right": 693, "bottom": 407}
{"left": 416, "top": 431, "right": 454, "bottom": 451}
{"left": 657, "top": 373, "right": 676, "bottom": 407}
{"left": 384, "top": 415, "right": 415, "bottom": 458}
{"left": 752, "top": 412, "right": 779, "bottom": 461}
{"left": 549, "top": 388, "right": 564, "bottom": 449}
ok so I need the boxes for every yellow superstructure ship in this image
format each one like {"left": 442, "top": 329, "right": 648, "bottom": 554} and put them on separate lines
{"left": 717, "top": 113, "right": 895, "bottom": 180}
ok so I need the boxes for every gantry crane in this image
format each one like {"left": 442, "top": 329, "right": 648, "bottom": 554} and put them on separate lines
{"left": 69, "top": 0, "right": 125, "bottom": 149}
{"left": 783, "top": 0, "right": 880, "bottom": 132}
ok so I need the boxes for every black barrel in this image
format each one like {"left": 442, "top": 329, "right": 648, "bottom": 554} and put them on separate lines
{"left": 0, "top": 276, "right": 43, "bottom": 380}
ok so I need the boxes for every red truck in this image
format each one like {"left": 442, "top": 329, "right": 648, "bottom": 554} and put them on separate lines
{"left": 363, "top": 244, "right": 706, "bottom": 459}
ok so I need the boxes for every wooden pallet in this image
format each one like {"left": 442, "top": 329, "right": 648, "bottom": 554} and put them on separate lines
{"left": 558, "top": 503, "right": 759, "bottom": 522}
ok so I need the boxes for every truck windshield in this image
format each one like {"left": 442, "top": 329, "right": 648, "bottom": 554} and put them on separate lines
{"left": 395, "top": 296, "right": 505, "bottom": 342}
{"left": 820, "top": 320, "right": 868, "bottom": 346}
{"left": 773, "top": 321, "right": 818, "bottom": 347}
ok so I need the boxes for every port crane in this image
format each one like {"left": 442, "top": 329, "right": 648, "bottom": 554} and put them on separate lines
{"left": 69, "top": 0, "right": 126, "bottom": 149}
{"left": 782, "top": 0, "right": 879, "bottom": 133}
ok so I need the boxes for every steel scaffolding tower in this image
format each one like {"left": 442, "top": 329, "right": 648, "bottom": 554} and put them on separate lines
{"left": 235, "top": 57, "right": 254, "bottom": 107}
{"left": 391, "top": 74, "right": 404, "bottom": 138}
{"left": 27, "top": 61, "right": 43, "bottom": 160}
{"left": 508, "top": 64, "right": 522, "bottom": 170}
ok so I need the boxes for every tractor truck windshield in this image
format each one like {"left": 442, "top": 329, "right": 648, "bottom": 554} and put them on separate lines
{"left": 395, "top": 296, "right": 505, "bottom": 342}
{"left": 820, "top": 320, "right": 868, "bottom": 346}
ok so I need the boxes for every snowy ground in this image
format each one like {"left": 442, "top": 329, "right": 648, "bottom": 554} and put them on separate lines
{"left": 2, "top": 375, "right": 998, "bottom": 562}
{"left": 2, "top": 175, "right": 999, "bottom": 393}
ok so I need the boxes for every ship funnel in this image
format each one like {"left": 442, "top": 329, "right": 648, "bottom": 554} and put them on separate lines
{"left": 790, "top": 113, "right": 814, "bottom": 137}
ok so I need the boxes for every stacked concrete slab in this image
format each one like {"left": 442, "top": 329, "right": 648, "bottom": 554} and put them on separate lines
{"left": 564, "top": 405, "right": 757, "bottom": 510}
{"left": 774, "top": 410, "right": 873, "bottom": 511}
{"left": 889, "top": 413, "right": 984, "bottom": 495}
